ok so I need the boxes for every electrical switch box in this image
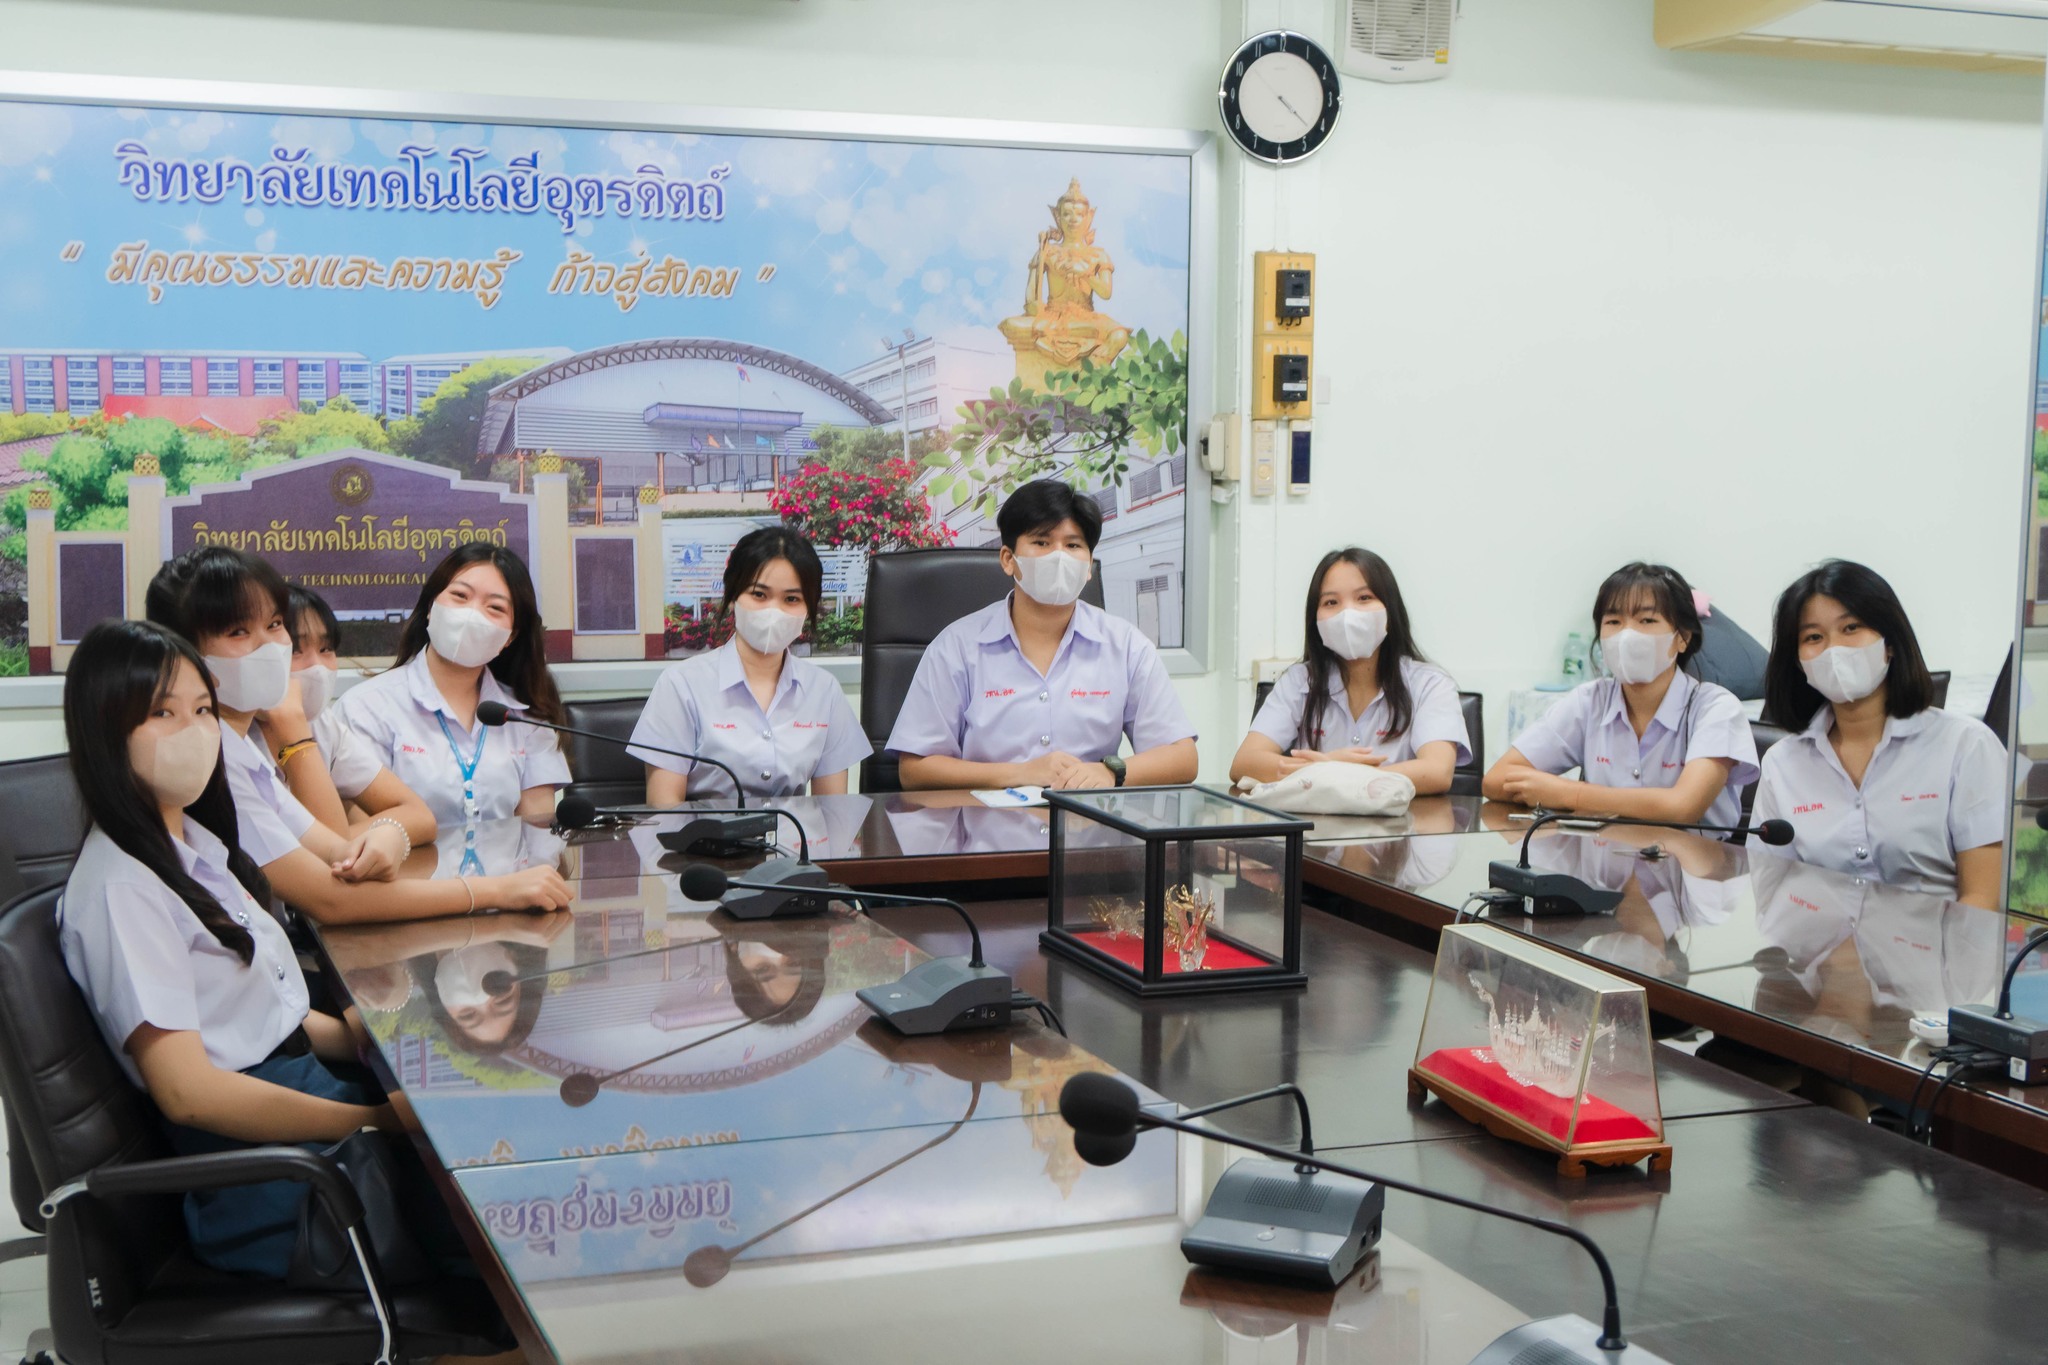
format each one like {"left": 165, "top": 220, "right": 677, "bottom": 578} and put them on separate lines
{"left": 1276, "top": 268, "right": 1312, "bottom": 320}
{"left": 1272, "top": 353, "right": 1309, "bottom": 404}
{"left": 1252, "top": 251, "right": 1314, "bottom": 420}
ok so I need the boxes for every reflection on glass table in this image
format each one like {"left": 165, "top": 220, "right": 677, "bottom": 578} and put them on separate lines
{"left": 320, "top": 893, "right": 1152, "bottom": 1168}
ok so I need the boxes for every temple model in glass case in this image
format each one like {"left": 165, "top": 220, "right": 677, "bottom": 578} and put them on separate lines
{"left": 1041, "top": 786, "right": 1309, "bottom": 997}
{"left": 1408, "top": 924, "right": 1669, "bottom": 1177}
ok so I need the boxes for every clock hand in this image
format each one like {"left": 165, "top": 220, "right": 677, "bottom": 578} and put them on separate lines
{"left": 1252, "top": 66, "right": 1312, "bottom": 133}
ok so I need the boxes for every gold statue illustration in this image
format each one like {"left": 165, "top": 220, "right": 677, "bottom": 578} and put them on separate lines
{"left": 999, "top": 178, "right": 1130, "bottom": 389}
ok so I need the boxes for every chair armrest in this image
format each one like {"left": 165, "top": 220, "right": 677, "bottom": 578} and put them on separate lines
{"left": 54, "top": 1145, "right": 364, "bottom": 1229}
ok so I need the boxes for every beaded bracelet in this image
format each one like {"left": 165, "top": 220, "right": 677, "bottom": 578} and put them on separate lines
{"left": 367, "top": 816, "right": 411, "bottom": 865}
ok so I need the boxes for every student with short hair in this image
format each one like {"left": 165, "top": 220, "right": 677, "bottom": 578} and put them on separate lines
{"left": 1752, "top": 560, "right": 2004, "bottom": 907}
{"left": 629, "top": 525, "right": 867, "bottom": 804}
{"left": 888, "top": 479, "right": 1197, "bottom": 791}
{"left": 1483, "top": 562, "right": 1758, "bottom": 829}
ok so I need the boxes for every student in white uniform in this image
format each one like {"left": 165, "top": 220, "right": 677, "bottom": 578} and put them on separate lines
{"left": 888, "top": 479, "right": 1198, "bottom": 791}
{"left": 330, "top": 543, "right": 574, "bottom": 845}
{"left": 1484, "top": 562, "right": 1758, "bottom": 829}
{"left": 629, "top": 526, "right": 868, "bottom": 804}
{"left": 147, "top": 546, "right": 571, "bottom": 923}
{"left": 55, "top": 619, "right": 410, "bottom": 1277}
{"left": 286, "top": 584, "right": 436, "bottom": 834}
{"left": 1230, "top": 547, "right": 1471, "bottom": 793}
{"left": 1751, "top": 560, "right": 2004, "bottom": 907}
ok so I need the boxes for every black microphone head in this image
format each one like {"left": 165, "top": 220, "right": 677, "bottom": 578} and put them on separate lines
{"left": 2036, "top": 805, "right": 2048, "bottom": 831}
{"left": 1059, "top": 1071, "right": 1141, "bottom": 1139}
{"left": 1754, "top": 818, "right": 1795, "bottom": 847}
{"left": 1073, "top": 1126, "right": 1138, "bottom": 1168}
{"left": 476, "top": 700, "right": 511, "bottom": 726}
{"left": 556, "top": 794, "right": 598, "bottom": 830}
{"left": 680, "top": 862, "right": 731, "bottom": 902}
{"left": 481, "top": 969, "right": 515, "bottom": 997}
{"left": 559, "top": 1073, "right": 601, "bottom": 1108}
{"left": 682, "top": 1244, "right": 732, "bottom": 1288}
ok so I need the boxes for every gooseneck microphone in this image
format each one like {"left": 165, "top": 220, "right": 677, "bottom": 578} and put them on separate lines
{"left": 676, "top": 859, "right": 834, "bottom": 922}
{"left": 679, "top": 865, "right": 1013, "bottom": 1034}
{"left": 1489, "top": 813, "right": 1792, "bottom": 916}
{"left": 1060, "top": 1073, "right": 1669, "bottom": 1364}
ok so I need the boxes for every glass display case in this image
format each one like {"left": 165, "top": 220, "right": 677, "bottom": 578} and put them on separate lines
{"left": 1408, "top": 923, "right": 1668, "bottom": 1176}
{"left": 1041, "top": 786, "right": 1309, "bottom": 997}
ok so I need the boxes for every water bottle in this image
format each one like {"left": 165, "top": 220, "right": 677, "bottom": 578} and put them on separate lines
{"left": 1562, "top": 632, "right": 1588, "bottom": 684}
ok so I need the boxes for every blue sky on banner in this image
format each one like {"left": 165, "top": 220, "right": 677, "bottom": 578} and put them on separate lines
{"left": 0, "top": 100, "right": 1191, "bottom": 377}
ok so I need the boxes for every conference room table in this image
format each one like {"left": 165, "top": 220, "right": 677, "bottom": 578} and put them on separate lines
{"left": 309, "top": 794, "right": 2048, "bottom": 1364}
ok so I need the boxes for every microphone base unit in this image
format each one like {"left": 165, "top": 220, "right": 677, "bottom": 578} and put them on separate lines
{"left": 1485, "top": 862, "right": 1623, "bottom": 917}
{"left": 1179, "top": 1157, "right": 1383, "bottom": 1289}
{"left": 1947, "top": 1004, "right": 2048, "bottom": 1081}
{"left": 657, "top": 812, "right": 780, "bottom": 860}
{"left": 856, "top": 957, "right": 1014, "bottom": 1036}
{"left": 707, "top": 856, "right": 834, "bottom": 920}
{"left": 1467, "top": 1314, "right": 1675, "bottom": 1365}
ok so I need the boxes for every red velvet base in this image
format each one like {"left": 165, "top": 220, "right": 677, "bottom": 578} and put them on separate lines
{"left": 1418, "top": 1047, "right": 1656, "bottom": 1145}
{"left": 1070, "top": 930, "right": 1269, "bottom": 974}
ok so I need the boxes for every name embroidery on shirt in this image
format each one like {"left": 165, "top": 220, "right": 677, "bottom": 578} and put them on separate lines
{"left": 1661, "top": 760, "right": 1681, "bottom": 769}
{"left": 711, "top": 722, "right": 737, "bottom": 731}
{"left": 399, "top": 742, "right": 428, "bottom": 755}
{"left": 1592, "top": 756, "right": 1612, "bottom": 766}
{"left": 1792, "top": 802, "right": 1824, "bottom": 814}
{"left": 1902, "top": 793, "right": 1940, "bottom": 802}
{"left": 1790, "top": 894, "right": 1821, "bottom": 913}
{"left": 792, "top": 721, "right": 823, "bottom": 730}
{"left": 985, "top": 688, "right": 1016, "bottom": 699}
{"left": 1375, "top": 728, "right": 1389, "bottom": 738}
{"left": 1070, "top": 688, "right": 1111, "bottom": 699}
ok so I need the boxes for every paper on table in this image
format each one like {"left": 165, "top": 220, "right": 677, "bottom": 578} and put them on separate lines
{"left": 973, "top": 786, "right": 1047, "bottom": 808}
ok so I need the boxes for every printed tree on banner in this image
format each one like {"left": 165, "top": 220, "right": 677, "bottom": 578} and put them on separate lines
{"left": 926, "top": 329, "right": 1188, "bottom": 519}
{"left": 768, "top": 459, "right": 957, "bottom": 554}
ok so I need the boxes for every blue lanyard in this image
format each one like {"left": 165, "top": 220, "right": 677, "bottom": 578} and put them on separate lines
{"left": 436, "top": 712, "right": 488, "bottom": 876}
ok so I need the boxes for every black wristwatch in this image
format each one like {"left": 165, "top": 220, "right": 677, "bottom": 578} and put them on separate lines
{"left": 1101, "top": 755, "right": 1127, "bottom": 787}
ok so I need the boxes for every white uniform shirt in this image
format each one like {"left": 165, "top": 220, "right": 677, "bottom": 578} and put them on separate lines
{"left": 328, "top": 652, "right": 571, "bottom": 827}
{"left": 59, "top": 821, "right": 308, "bottom": 1088}
{"left": 220, "top": 722, "right": 317, "bottom": 867}
{"left": 627, "top": 641, "right": 870, "bottom": 804}
{"left": 1249, "top": 657, "right": 1472, "bottom": 766}
{"left": 1751, "top": 705, "right": 2006, "bottom": 896}
{"left": 1510, "top": 672, "right": 1759, "bottom": 831}
{"left": 885, "top": 597, "right": 1196, "bottom": 765}
{"left": 312, "top": 706, "right": 384, "bottom": 803}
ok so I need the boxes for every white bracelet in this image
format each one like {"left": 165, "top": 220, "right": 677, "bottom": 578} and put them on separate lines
{"left": 458, "top": 874, "right": 476, "bottom": 914}
{"left": 367, "top": 816, "right": 411, "bottom": 864}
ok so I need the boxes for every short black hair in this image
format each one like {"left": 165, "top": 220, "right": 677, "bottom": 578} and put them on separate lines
{"left": 724, "top": 526, "right": 825, "bottom": 625}
{"left": 1592, "top": 562, "right": 1705, "bottom": 669}
{"left": 287, "top": 582, "right": 343, "bottom": 654}
{"left": 145, "top": 546, "right": 291, "bottom": 646}
{"left": 1763, "top": 560, "right": 1934, "bottom": 728}
{"left": 996, "top": 479, "right": 1102, "bottom": 552}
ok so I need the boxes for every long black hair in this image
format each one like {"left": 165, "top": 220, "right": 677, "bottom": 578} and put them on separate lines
{"left": 1762, "top": 560, "right": 1935, "bottom": 730}
{"left": 393, "top": 542, "right": 565, "bottom": 728}
{"left": 287, "top": 582, "right": 343, "bottom": 655}
{"left": 1296, "top": 548, "right": 1426, "bottom": 751}
{"left": 724, "top": 526, "right": 825, "bottom": 627}
{"left": 145, "top": 545, "right": 291, "bottom": 648}
{"left": 64, "top": 620, "right": 270, "bottom": 964}
{"left": 1591, "top": 562, "right": 1705, "bottom": 674}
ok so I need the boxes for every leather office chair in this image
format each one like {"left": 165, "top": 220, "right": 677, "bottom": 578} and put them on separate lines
{"left": 0, "top": 753, "right": 87, "bottom": 1260}
{"left": 0, "top": 884, "right": 509, "bottom": 1365}
{"left": 1929, "top": 670, "right": 1951, "bottom": 711}
{"left": 1735, "top": 721, "right": 1793, "bottom": 844}
{"left": 561, "top": 696, "right": 651, "bottom": 808}
{"left": 1450, "top": 692, "right": 1485, "bottom": 797}
{"left": 859, "top": 548, "right": 1104, "bottom": 794}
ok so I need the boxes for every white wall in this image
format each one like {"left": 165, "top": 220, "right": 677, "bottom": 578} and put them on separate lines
{"left": 0, "top": 0, "right": 2040, "bottom": 775}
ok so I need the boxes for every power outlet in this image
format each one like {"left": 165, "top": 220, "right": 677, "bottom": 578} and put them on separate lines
{"left": 1250, "top": 419, "right": 1277, "bottom": 497}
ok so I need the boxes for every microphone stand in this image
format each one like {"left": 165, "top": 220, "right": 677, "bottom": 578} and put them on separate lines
{"left": 1488, "top": 812, "right": 1784, "bottom": 917}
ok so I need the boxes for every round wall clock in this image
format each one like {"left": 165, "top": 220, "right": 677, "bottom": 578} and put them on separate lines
{"left": 1218, "top": 30, "right": 1342, "bottom": 165}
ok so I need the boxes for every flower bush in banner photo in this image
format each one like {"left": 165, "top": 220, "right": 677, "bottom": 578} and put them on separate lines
{"left": 666, "top": 602, "right": 734, "bottom": 655}
{"left": 768, "top": 459, "right": 956, "bottom": 555}
{"left": 928, "top": 329, "right": 1188, "bottom": 520}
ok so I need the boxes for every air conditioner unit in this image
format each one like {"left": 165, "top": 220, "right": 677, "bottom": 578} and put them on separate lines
{"left": 1655, "top": 0, "right": 2048, "bottom": 74}
{"left": 1339, "top": 0, "right": 1457, "bottom": 83}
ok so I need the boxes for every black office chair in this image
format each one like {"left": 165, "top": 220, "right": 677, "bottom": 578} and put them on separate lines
{"left": 1929, "top": 670, "right": 1951, "bottom": 711}
{"left": 561, "top": 696, "right": 650, "bottom": 808}
{"left": 1450, "top": 692, "right": 1485, "bottom": 797}
{"left": 0, "top": 884, "right": 510, "bottom": 1365}
{"left": 1691, "top": 608, "right": 1770, "bottom": 701}
{"left": 0, "top": 753, "right": 88, "bottom": 1262}
{"left": 858, "top": 548, "right": 1104, "bottom": 793}
{"left": 1984, "top": 648, "right": 2015, "bottom": 736}
{"left": 1735, "top": 721, "right": 1793, "bottom": 844}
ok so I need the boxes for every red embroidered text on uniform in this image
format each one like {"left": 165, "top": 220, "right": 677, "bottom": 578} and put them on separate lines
{"left": 984, "top": 688, "right": 1016, "bottom": 699}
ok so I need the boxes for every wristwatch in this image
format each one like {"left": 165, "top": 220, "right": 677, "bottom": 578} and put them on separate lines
{"left": 1101, "top": 755, "right": 1127, "bottom": 787}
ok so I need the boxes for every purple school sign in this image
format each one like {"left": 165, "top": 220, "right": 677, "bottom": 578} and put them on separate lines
{"left": 162, "top": 449, "right": 538, "bottom": 619}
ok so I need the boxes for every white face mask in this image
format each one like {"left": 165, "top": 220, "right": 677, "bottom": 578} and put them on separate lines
{"left": 734, "top": 604, "right": 806, "bottom": 655}
{"left": 433, "top": 943, "right": 519, "bottom": 1010}
{"left": 428, "top": 601, "right": 513, "bottom": 669}
{"left": 292, "top": 663, "right": 337, "bottom": 720}
{"left": 1012, "top": 549, "right": 1091, "bottom": 607}
{"left": 130, "top": 718, "right": 221, "bottom": 811}
{"left": 203, "top": 640, "right": 292, "bottom": 713}
{"left": 1316, "top": 606, "right": 1388, "bottom": 662}
{"left": 1802, "top": 638, "right": 1889, "bottom": 706}
{"left": 1602, "top": 628, "right": 1679, "bottom": 687}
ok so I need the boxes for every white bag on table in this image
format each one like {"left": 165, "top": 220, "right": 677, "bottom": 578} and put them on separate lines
{"left": 1231, "top": 762, "right": 1416, "bottom": 816}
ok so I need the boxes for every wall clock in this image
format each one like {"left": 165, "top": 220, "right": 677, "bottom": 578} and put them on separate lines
{"left": 1218, "top": 30, "right": 1342, "bottom": 165}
